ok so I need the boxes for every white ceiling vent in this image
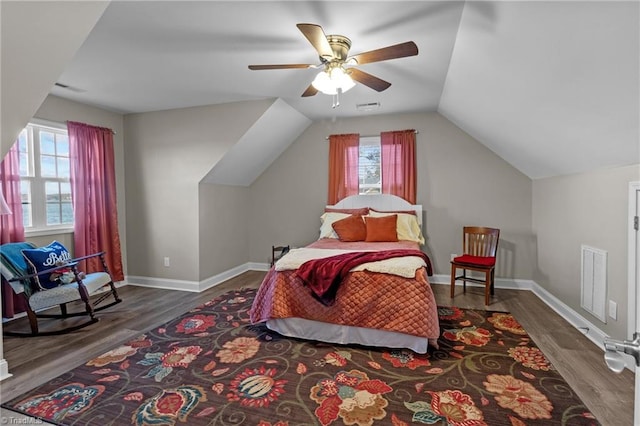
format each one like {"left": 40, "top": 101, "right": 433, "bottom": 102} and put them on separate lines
{"left": 356, "top": 102, "right": 380, "bottom": 112}
{"left": 54, "top": 82, "right": 86, "bottom": 93}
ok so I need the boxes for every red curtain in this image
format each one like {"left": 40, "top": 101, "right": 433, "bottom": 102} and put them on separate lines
{"left": 381, "top": 129, "right": 417, "bottom": 204}
{"left": 0, "top": 142, "right": 25, "bottom": 243}
{"left": 1, "top": 141, "right": 27, "bottom": 318}
{"left": 328, "top": 133, "right": 360, "bottom": 205}
{"left": 68, "top": 121, "right": 124, "bottom": 281}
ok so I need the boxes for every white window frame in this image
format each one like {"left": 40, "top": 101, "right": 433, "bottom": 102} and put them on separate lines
{"left": 20, "top": 119, "right": 74, "bottom": 236}
{"left": 358, "top": 136, "right": 382, "bottom": 195}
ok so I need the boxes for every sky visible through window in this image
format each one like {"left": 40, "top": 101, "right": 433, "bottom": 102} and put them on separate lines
{"left": 18, "top": 124, "right": 73, "bottom": 229}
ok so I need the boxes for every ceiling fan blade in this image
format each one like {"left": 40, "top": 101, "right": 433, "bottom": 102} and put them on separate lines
{"left": 297, "top": 23, "right": 334, "bottom": 60}
{"left": 349, "top": 68, "right": 391, "bottom": 92}
{"left": 248, "top": 64, "right": 313, "bottom": 70}
{"left": 301, "top": 84, "right": 318, "bottom": 97}
{"left": 349, "top": 41, "right": 418, "bottom": 65}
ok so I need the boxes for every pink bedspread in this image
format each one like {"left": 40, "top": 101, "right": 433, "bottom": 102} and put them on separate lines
{"left": 297, "top": 249, "right": 432, "bottom": 305}
{"left": 249, "top": 240, "right": 440, "bottom": 347}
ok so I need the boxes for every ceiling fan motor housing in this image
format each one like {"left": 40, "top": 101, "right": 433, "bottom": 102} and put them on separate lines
{"left": 325, "top": 34, "right": 351, "bottom": 62}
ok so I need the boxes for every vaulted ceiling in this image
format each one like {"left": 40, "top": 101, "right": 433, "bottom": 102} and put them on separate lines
{"left": 11, "top": 1, "right": 640, "bottom": 179}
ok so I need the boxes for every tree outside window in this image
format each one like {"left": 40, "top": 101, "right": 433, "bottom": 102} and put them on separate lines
{"left": 358, "top": 136, "right": 381, "bottom": 195}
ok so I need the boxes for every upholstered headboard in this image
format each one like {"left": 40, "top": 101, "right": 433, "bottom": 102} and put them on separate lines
{"left": 328, "top": 194, "right": 422, "bottom": 225}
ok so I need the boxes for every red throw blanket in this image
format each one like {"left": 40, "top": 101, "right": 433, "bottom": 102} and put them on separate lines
{"left": 296, "top": 249, "right": 433, "bottom": 305}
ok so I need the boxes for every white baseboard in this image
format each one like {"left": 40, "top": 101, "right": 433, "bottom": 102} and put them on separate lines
{"left": 127, "top": 262, "right": 272, "bottom": 294}
{"left": 250, "top": 262, "right": 271, "bottom": 272}
{"left": 126, "top": 275, "right": 200, "bottom": 292}
{"left": 0, "top": 359, "right": 12, "bottom": 381}
{"left": 199, "top": 263, "right": 268, "bottom": 291}
{"left": 430, "top": 274, "right": 534, "bottom": 290}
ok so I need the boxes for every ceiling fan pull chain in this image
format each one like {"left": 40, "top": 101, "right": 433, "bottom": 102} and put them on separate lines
{"left": 332, "top": 89, "right": 342, "bottom": 109}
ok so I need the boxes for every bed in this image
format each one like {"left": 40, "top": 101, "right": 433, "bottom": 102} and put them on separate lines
{"left": 249, "top": 194, "right": 440, "bottom": 353}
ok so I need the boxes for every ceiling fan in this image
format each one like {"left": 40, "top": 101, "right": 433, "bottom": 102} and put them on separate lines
{"left": 248, "top": 23, "right": 418, "bottom": 98}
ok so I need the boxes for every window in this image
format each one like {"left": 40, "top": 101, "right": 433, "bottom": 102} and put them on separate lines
{"left": 18, "top": 121, "right": 73, "bottom": 232}
{"left": 358, "top": 136, "right": 381, "bottom": 195}
{"left": 328, "top": 130, "right": 416, "bottom": 205}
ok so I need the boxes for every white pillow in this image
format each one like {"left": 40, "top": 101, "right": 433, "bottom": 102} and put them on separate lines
{"left": 319, "top": 212, "right": 351, "bottom": 239}
{"left": 367, "top": 210, "right": 425, "bottom": 244}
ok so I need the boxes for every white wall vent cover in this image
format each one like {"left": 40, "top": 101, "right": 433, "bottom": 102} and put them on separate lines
{"left": 580, "top": 245, "right": 607, "bottom": 322}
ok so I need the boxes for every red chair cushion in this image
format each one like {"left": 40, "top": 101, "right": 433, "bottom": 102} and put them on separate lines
{"left": 453, "top": 255, "right": 496, "bottom": 267}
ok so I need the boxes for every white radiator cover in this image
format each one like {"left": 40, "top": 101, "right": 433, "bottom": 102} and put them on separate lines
{"left": 581, "top": 245, "right": 608, "bottom": 322}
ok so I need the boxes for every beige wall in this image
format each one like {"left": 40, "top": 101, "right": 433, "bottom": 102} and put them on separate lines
{"left": 123, "top": 99, "right": 273, "bottom": 282}
{"left": 249, "top": 112, "right": 534, "bottom": 278}
{"left": 533, "top": 164, "right": 640, "bottom": 338}
{"left": 199, "top": 183, "right": 250, "bottom": 280}
{"left": 32, "top": 95, "right": 127, "bottom": 273}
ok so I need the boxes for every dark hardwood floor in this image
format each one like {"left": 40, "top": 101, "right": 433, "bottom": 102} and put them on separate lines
{"left": 0, "top": 271, "right": 635, "bottom": 425}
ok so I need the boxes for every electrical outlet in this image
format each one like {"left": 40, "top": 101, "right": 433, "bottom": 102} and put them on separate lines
{"left": 164, "top": 257, "right": 170, "bottom": 267}
{"left": 609, "top": 300, "right": 617, "bottom": 320}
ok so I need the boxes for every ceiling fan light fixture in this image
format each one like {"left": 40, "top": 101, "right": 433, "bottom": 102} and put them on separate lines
{"left": 248, "top": 24, "right": 417, "bottom": 98}
{"left": 312, "top": 66, "right": 355, "bottom": 95}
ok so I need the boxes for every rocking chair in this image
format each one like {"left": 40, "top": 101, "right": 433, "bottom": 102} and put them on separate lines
{"left": 0, "top": 241, "right": 122, "bottom": 336}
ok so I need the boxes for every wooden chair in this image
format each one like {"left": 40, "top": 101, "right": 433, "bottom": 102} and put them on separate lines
{"left": 0, "top": 241, "right": 122, "bottom": 336}
{"left": 450, "top": 227, "right": 500, "bottom": 306}
{"left": 271, "top": 245, "right": 290, "bottom": 267}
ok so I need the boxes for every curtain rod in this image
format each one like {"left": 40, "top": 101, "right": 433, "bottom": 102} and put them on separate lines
{"left": 65, "top": 120, "right": 116, "bottom": 135}
{"left": 325, "top": 130, "right": 418, "bottom": 140}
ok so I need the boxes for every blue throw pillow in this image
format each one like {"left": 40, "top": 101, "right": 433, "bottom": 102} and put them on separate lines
{"left": 22, "top": 241, "right": 72, "bottom": 290}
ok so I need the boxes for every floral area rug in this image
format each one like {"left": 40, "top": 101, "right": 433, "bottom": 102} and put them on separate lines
{"left": 3, "top": 287, "right": 598, "bottom": 425}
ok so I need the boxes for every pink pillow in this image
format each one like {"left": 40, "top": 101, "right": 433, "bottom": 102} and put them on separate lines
{"left": 325, "top": 207, "right": 370, "bottom": 216}
{"left": 365, "top": 215, "right": 398, "bottom": 242}
{"left": 370, "top": 207, "right": 416, "bottom": 216}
